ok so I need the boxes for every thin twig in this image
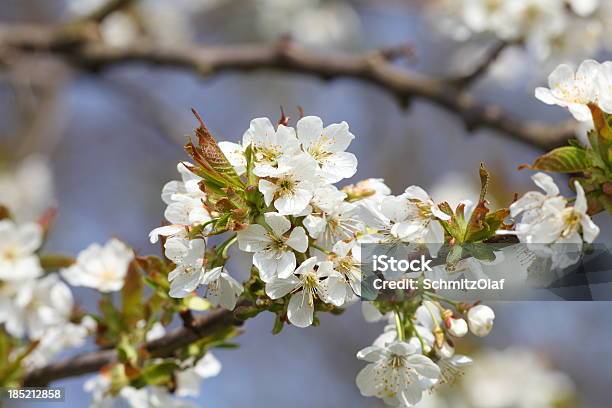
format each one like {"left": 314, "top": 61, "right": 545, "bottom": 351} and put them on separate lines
{"left": 452, "top": 40, "right": 510, "bottom": 88}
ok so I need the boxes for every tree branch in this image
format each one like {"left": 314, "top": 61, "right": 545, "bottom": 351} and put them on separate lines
{"left": 452, "top": 40, "right": 510, "bottom": 88}
{"left": 78, "top": 0, "right": 137, "bottom": 23}
{"left": 0, "top": 24, "right": 575, "bottom": 151}
{"left": 22, "top": 307, "right": 240, "bottom": 386}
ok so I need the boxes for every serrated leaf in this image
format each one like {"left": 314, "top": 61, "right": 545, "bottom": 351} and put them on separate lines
{"left": 192, "top": 109, "right": 244, "bottom": 189}
{"left": 526, "top": 146, "right": 591, "bottom": 173}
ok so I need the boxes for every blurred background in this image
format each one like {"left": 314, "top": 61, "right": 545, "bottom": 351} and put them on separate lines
{"left": 1, "top": 0, "right": 611, "bottom": 407}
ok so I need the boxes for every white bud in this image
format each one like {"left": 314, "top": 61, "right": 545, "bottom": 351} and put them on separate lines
{"left": 467, "top": 305, "right": 495, "bottom": 337}
{"left": 437, "top": 341, "right": 455, "bottom": 359}
{"left": 448, "top": 317, "right": 468, "bottom": 337}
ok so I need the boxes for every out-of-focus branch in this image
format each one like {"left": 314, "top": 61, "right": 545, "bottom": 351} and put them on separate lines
{"left": 0, "top": 24, "right": 575, "bottom": 151}
{"left": 452, "top": 40, "right": 510, "bottom": 88}
{"left": 78, "top": 0, "right": 137, "bottom": 23}
{"left": 22, "top": 307, "right": 241, "bottom": 386}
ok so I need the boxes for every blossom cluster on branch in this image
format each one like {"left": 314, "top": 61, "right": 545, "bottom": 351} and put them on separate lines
{"left": 0, "top": 54, "right": 610, "bottom": 407}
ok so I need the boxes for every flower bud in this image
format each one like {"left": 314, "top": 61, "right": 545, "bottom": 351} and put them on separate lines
{"left": 467, "top": 305, "right": 495, "bottom": 337}
{"left": 448, "top": 317, "right": 468, "bottom": 337}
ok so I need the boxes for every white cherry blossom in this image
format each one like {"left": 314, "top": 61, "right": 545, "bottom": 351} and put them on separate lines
{"left": 596, "top": 60, "right": 612, "bottom": 113}
{"left": 355, "top": 341, "right": 441, "bottom": 407}
{"left": 62, "top": 238, "right": 134, "bottom": 292}
{"left": 265, "top": 257, "right": 345, "bottom": 327}
{"left": 535, "top": 59, "right": 603, "bottom": 121}
{"left": 0, "top": 220, "right": 43, "bottom": 281}
{"left": 295, "top": 116, "right": 357, "bottom": 183}
{"left": 218, "top": 141, "right": 247, "bottom": 175}
{"left": 165, "top": 237, "right": 206, "bottom": 298}
{"left": 304, "top": 201, "right": 363, "bottom": 250}
{"left": 244, "top": 117, "right": 300, "bottom": 171}
{"left": 0, "top": 155, "right": 54, "bottom": 223}
{"left": 508, "top": 172, "right": 561, "bottom": 220}
{"left": 162, "top": 163, "right": 211, "bottom": 226}
{"left": 201, "top": 266, "right": 244, "bottom": 310}
{"left": 257, "top": 153, "right": 319, "bottom": 215}
{"left": 237, "top": 212, "right": 308, "bottom": 282}
{"left": 329, "top": 239, "right": 362, "bottom": 300}
{"left": 499, "top": 176, "right": 600, "bottom": 267}
{"left": 380, "top": 186, "right": 450, "bottom": 247}
{"left": 175, "top": 353, "right": 222, "bottom": 397}
{"left": 0, "top": 275, "right": 73, "bottom": 339}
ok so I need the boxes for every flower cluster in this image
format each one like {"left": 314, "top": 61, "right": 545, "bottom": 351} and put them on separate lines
{"left": 146, "top": 112, "right": 516, "bottom": 407}
{"left": 149, "top": 161, "right": 243, "bottom": 309}
{"left": 430, "top": 0, "right": 610, "bottom": 68}
{"left": 0, "top": 195, "right": 93, "bottom": 371}
{"left": 498, "top": 172, "right": 599, "bottom": 267}
{"left": 357, "top": 301, "right": 495, "bottom": 406}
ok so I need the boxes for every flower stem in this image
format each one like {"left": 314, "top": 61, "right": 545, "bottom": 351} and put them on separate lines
{"left": 424, "top": 291, "right": 460, "bottom": 307}
{"left": 394, "top": 311, "right": 405, "bottom": 342}
{"left": 311, "top": 243, "right": 332, "bottom": 255}
{"left": 407, "top": 318, "right": 426, "bottom": 353}
{"left": 217, "top": 234, "right": 237, "bottom": 259}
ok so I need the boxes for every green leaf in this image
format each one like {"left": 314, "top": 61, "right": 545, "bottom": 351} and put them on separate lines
{"left": 140, "top": 361, "right": 179, "bottom": 385}
{"left": 526, "top": 146, "right": 591, "bottom": 173}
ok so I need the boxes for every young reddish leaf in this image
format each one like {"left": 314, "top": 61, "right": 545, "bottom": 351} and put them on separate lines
{"left": 121, "top": 262, "right": 144, "bottom": 326}
{"left": 191, "top": 109, "right": 244, "bottom": 188}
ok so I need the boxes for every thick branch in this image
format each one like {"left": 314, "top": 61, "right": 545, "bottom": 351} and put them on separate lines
{"left": 22, "top": 307, "right": 239, "bottom": 386}
{"left": 0, "top": 24, "right": 575, "bottom": 151}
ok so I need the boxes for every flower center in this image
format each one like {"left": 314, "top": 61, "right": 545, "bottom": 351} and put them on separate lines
{"left": 303, "top": 272, "right": 318, "bottom": 289}
{"left": 388, "top": 354, "right": 406, "bottom": 368}
{"left": 268, "top": 234, "right": 287, "bottom": 252}
{"left": 561, "top": 210, "right": 580, "bottom": 237}
{"left": 254, "top": 144, "right": 281, "bottom": 164}
{"left": 1, "top": 247, "right": 18, "bottom": 262}
{"left": 413, "top": 200, "right": 432, "bottom": 219}
{"left": 99, "top": 268, "right": 118, "bottom": 284}
{"left": 276, "top": 176, "right": 297, "bottom": 197}
{"left": 308, "top": 137, "right": 333, "bottom": 164}
{"left": 336, "top": 257, "right": 355, "bottom": 274}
